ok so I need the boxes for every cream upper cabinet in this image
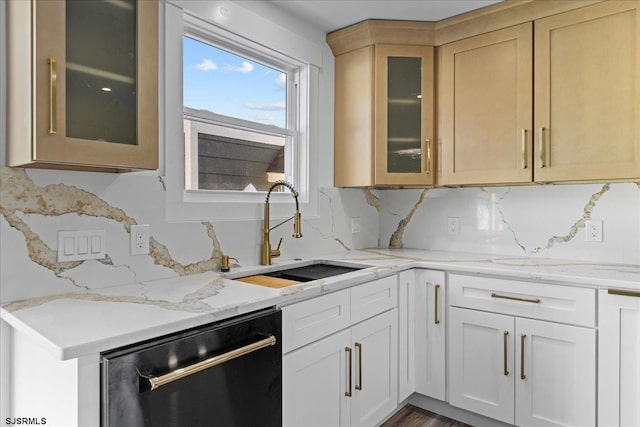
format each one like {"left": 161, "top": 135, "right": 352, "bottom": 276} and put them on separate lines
{"left": 534, "top": 1, "right": 640, "bottom": 182}
{"left": 7, "top": 0, "right": 159, "bottom": 172}
{"left": 439, "top": 23, "right": 533, "bottom": 186}
{"left": 329, "top": 22, "right": 435, "bottom": 187}
{"left": 439, "top": 1, "right": 640, "bottom": 185}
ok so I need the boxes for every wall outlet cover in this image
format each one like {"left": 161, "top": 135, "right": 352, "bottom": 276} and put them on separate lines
{"left": 585, "top": 219, "right": 603, "bottom": 242}
{"left": 131, "top": 224, "right": 150, "bottom": 255}
{"left": 447, "top": 217, "right": 460, "bottom": 236}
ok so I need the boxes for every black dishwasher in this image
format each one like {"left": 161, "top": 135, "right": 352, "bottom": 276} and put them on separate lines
{"left": 101, "top": 308, "right": 281, "bottom": 427}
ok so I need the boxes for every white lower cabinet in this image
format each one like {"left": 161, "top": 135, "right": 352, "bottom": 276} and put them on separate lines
{"left": 598, "top": 289, "right": 640, "bottom": 427}
{"left": 282, "top": 275, "right": 398, "bottom": 427}
{"left": 448, "top": 274, "right": 596, "bottom": 427}
{"left": 283, "top": 329, "right": 351, "bottom": 427}
{"left": 398, "top": 269, "right": 446, "bottom": 402}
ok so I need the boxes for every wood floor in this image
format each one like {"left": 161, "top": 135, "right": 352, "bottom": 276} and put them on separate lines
{"left": 381, "top": 405, "right": 474, "bottom": 427}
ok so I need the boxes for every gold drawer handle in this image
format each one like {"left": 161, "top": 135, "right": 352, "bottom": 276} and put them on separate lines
{"left": 425, "top": 139, "right": 431, "bottom": 174}
{"left": 521, "top": 334, "right": 527, "bottom": 380}
{"left": 503, "top": 331, "right": 510, "bottom": 376}
{"left": 608, "top": 289, "right": 640, "bottom": 298}
{"left": 491, "top": 293, "right": 540, "bottom": 304}
{"left": 521, "top": 129, "right": 527, "bottom": 169}
{"left": 538, "top": 127, "right": 545, "bottom": 168}
{"left": 345, "top": 346, "right": 352, "bottom": 397}
{"left": 434, "top": 284, "right": 440, "bottom": 325}
{"left": 48, "top": 57, "right": 57, "bottom": 135}
{"left": 145, "top": 335, "right": 276, "bottom": 392}
{"left": 355, "top": 342, "right": 363, "bottom": 391}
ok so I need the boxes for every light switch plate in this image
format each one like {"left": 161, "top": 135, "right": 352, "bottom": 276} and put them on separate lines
{"left": 58, "top": 230, "right": 105, "bottom": 262}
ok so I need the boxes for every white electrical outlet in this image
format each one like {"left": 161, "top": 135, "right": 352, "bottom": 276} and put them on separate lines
{"left": 131, "top": 224, "right": 150, "bottom": 255}
{"left": 351, "top": 217, "right": 362, "bottom": 233}
{"left": 447, "top": 217, "right": 460, "bottom": 236}
{"left": 585, "top": 220, "right": 603, "bottom": 242}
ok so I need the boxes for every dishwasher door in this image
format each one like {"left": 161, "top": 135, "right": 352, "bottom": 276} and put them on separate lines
{"left": 101, "top": 308, "right": 281, "bottom": 427}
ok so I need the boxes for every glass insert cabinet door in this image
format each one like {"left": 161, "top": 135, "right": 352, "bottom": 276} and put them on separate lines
{"left": 31, "top": 0, "right": 158, "bottom": 170}
{"left": 374, "top": 44, "right": 434, "bottom": 186}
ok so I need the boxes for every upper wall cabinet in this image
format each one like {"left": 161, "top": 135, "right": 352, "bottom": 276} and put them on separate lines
{"left": 328, "top": 21, "right": 435, "bottom": 187}
{"left": 439, "top": 1, "right": 640, "bottom": 185}
{"left": 533, "top": 1, "right": 640, "bottom": 182}
{"left": 7, "top": 0, "right": 159, "bottom": 172}
{"left": 439, "top": 23, "right": 533, "bottom": 185}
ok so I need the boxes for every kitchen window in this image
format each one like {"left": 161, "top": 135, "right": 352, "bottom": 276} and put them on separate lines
{"left": 183, "top": 19, "right": 307, "bottom": 195}
{"left": 164, "top": 3, "right": 321, "bottom": 221}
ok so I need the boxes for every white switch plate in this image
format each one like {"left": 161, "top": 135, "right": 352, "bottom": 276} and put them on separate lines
{"left": 447, "top": 217, "right": 460, "bottom": 236}
{"left": 131, "top": 224, "right": 150, "bottom": 255}
{"left": 57, "top": 230, "right": 105, "bottom": 262}
{"left": 351, "top": 217, "right": 361, "bottom": 233}
{"left": 585, "top": 219, "right": 603, "bottom": 242}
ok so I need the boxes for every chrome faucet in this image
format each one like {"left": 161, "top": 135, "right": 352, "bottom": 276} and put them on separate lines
{"left": 261, "top": 180, "right": 302, "bottom": 265}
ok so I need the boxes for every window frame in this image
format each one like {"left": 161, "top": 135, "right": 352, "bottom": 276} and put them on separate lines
{"left": 181, "top": 14, "right": 308, "bottom": 202}
{"left": 163, "top": 2, "right": 321, "bottom": 222}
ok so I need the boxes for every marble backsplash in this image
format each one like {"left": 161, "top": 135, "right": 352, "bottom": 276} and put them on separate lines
{"left": 2, "top": 165, "right": 639, "bottom": 304}
{"left": 378, "top": 182, "right": 640, "bottom": 266}
{"left": 0, "top": 167, "right": 379, "bottom": 303}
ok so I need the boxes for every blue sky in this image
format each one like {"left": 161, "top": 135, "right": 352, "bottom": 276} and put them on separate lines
{"left": 183, "top": 36, "right": 287, "bottom": 128}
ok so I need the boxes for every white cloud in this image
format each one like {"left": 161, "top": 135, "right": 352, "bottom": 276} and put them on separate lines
{"left": 275, "top": 73, "right": 286, "bottom": 90}
{"left": 226, "top": 61, "right": 254, "bottom": 73}
{"left": 196, "top": 59, "right": 218, "bottom": 71}
{"left": 245, "top": 101, "right": 286, "bottom": 111}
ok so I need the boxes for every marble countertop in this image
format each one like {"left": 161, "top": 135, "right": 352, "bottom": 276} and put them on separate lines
{"left": 2, "top": 249, "right": 639, "bottom": 360}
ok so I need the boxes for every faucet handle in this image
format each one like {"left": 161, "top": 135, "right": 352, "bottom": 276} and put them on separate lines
{"left": 270, "top": 238, "right": 283, "bottom": 258}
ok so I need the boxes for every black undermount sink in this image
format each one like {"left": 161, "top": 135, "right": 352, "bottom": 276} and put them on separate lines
{"left": 261, "top": 263, "right": 365, "bottom": 282}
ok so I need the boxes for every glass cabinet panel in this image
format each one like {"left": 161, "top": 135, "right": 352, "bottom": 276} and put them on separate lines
{"left": 65, "top": 0, "right": 137, "bottom": 145}
{"left": 387, "top": 56, "right": 422, "bottom": 173}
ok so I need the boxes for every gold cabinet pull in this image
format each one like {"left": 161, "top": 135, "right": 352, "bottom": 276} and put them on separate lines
{"left": 145, "top": 335, "right": 276, "bottom": 392}
{"left": 345, "top": 346, "right": 352, "bottom": 397}
{"left": 425, "top": 138, "right": 431, "bottom": 174}
{"left": 355, "top": 342, "right": 363, "bottom": 390}
{"left": 520, "top": 334, "right": 526, "bottom": 380}
{"left": 521, "top": 129, "right": 527, "bottom": 169}
{"left": 538, "top": 127, "right": 545, "bottom": 168}
{"left": 491, "top": 293, "right": 540, "bottom": 304}
{"left": 503, "top": 331, "right": 510, "bottom": 376}
{"left": 48, "top": 57, "right": 57, "bottom": 135}
{"left": 608, "top": 289, "right": 640, "bottom": 298}
{"left": 434, "top": 284, "right": 440, "bottom": 325}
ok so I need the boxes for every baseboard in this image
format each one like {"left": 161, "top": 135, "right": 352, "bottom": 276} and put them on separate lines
{"left": 408, "top": 393, "right": 514, "bottom": 427}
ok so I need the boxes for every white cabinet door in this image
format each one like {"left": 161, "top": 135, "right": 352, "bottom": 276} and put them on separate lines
{"left": 350, "top": 309, "right": 398, "bottom": 427}
{"left": 398, "top": 270, "right": 415, "bottom": 402}
{"left": 283, "top": 329, "right": 351, "bottom": 427}
{"left": 415, "top": 269, "right": 446, "bottom": 400}
{"left": 515, "top": 318, "right": 595, "bottom": 427}
{"left": 599, "top": 289, "right": 640, "bottom": 427}
{"left": 449, "top": 307, "right": 515, "bottom": 424}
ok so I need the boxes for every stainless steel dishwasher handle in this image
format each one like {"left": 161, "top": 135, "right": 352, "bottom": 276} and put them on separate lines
{"left": 144, "top": 335, "right": 276, "bottom": 392}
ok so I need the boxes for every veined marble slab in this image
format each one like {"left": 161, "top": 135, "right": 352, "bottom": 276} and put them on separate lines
{"left": 2, "top": 249, "right": 638, "bottom": 361}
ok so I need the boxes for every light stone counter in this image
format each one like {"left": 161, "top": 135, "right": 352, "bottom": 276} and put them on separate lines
{"left": 2, "top": 249, "right": 639, "bottom": 360}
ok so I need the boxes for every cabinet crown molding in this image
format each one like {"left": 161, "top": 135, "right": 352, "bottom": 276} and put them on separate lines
{"left": 327, "top": 20, "right": 435, "bottom": 55}
{"left": 327, "top": 0, "right": 606, "bottom": 53}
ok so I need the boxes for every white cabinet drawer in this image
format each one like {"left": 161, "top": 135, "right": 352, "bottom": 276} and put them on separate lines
{"left": 351, "top": 275, "right": 398, "bottom": 325}
{"left": 449, "top": 274, "right": 596, "bottom": 327}
{"left": 282, "top": 289, "right": 351, "bottom": 354}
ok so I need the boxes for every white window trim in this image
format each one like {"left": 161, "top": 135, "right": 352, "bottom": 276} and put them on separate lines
{"left": 163, "top": 1, "right": 321, "bottom": 222}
